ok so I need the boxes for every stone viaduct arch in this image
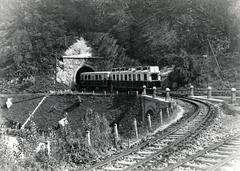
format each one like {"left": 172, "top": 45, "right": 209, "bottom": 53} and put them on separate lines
{"left": 141, "top": 95, "right": 172, "bottom": 122}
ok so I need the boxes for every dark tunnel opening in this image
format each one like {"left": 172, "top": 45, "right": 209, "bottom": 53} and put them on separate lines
{"left": 75, "top": 66, "right": 94, "bottom": 84}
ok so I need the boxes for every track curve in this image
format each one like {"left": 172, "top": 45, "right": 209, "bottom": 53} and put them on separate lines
{"left": 83, "top": 97, "right": 217, "bottom": 171}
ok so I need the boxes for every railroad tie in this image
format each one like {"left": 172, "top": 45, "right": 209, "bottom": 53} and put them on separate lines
{"left": 136, "top": 150, "right": 155, "bottom": 155}
{"left": 182, "top": 163, "right": 206, "bottom": 170}
{"left": 116, "top": 160, "right": 136, "bottom": 166}
{"left": 151, "top": 143, "right": 165, "bottom": 148}
{"left": 146, "top": 146, "right": 162, "bottom": 151}
{"left": 215, "top": 151, "right": 233, "bottom": 156}
{"left": 194, "top": 158, "right": 218, "bottom": 165}
{"left": 226, "top": 141, "right": 240, "bottom": 145}
{"left": 127, "top": 155, "right": 145, "bottom": 160}
{"left": 102, "top": 166, "right": 123, "bottom": 171}
{"left": 217, "top": 146, "right": 239, "bottom": 151}
{"left": 167, "top": 134, "right": 183, "bottom": 139}
{"left": 203, "top": 153, "right": 229, "bottom": 159}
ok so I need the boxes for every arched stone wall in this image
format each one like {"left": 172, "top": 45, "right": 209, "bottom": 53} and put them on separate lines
{"left": 57, "top": 57, "right": 96, "bottom": 88}
{"left": 141, "top": 95, "right": 172, "bottom": 122}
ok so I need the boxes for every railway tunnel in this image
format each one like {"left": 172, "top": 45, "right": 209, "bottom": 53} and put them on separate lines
{"left": 75, "top": 65, "right": 94, "bottom": 85}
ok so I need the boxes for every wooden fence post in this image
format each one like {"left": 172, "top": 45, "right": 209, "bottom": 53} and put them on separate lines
{"left": 147, "top": 114, "right": 152, "bottom": 132}
{"left": 142, "top": 85, "right": 146, "bottom": 95}
{"left": 190, "top": 85, "right": 194, "bottom": 96}
{"left": 159, "top": 109, "right": 163, "bottom": 125}
{"left": 86, "top": 130, "right": 91, "bottom": 146}
{"left": 114, "top": 123, "right": 119, "bottom": 142}
{"left": 207, "top": 86, "right": 212, "bottom": 99}
{"left": 133, "top": 118, "right": 138, "bottom": 139}
{"left": 166, "top": 107, "right": 170, "bottom": 120}
{"left": 231, "top": 88, "right": 236, "bottom": 104}
{"left": 166, "top": 88, "right": 170, "bottom": 101}
{"left": 152, "top": 86, "right": 156, "bottom": 98}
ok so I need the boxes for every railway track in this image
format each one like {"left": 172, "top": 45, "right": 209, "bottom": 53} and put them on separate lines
{"left": 159, "top": 134, "right": 240, "bottom": 171}
{"left": 83, "top": 98, "right": 217, "bottom": 171}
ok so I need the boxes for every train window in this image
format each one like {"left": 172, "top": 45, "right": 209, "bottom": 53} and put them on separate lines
{"left": 117, "top": 75, "right": 119, "bottom": 81}
{"left": 136, "top": 67, "right": 142, "bottom": 70}
{"left": 144, "top": 74, "right": 147, "bottom": 81}
{"left": 125, "top": 74, "right": 127, "bottom": 80}
{"left": 129, "top": 74, "right": 132, "bottom": 81}
{"left": 113, "top": 74, "right": 115, "bottom": 80}
{"left": 120, "top": 75, "right": 123, "bottom": 80}
{"left": 137, "top": 74, "right": 141, "bottom": 81}
{"left": 133, "top": 74, "right": 136, "bottom": 81}
{"left": 143, "top": 67, "right": 148, "bottom": 70}
{"left": 88, "top": 75, "right": 91, "bottom": 80}
{"left": 151, "top": 73, "right": 158, "bottom": 80}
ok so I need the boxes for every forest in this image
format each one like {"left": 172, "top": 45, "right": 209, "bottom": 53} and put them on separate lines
{"left": 0, "top": 0, "right": 239, "bottom": 89}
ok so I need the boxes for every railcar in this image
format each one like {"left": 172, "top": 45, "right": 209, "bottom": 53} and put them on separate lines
{"left": 79, "top": 71, "right": 111, "bottom": 90}
{"left": 77, "top": 66, "right": 162, "bottom": 91}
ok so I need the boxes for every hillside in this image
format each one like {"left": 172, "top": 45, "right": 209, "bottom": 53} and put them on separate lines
{"left": 0, "top": 0, "right": 239, "bottom": 91}
{"left": 193, "top": 53, "right": 240, "bottom": 89}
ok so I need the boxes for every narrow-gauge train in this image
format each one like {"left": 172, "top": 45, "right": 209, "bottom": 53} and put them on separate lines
{"left": 77, "top": 66, "right": 162, "bottom": 91}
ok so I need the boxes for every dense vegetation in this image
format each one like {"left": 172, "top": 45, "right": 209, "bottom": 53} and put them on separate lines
{"left": 0, "top": 0, "right": 239, "bottom": 88}
{"left": 0, "top": 1, "right": 239, "bottom": 169}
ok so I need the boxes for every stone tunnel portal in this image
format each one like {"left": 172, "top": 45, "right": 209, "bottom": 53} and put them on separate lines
{"left": 75, "top": 65, "right": 94, "bottom": 84}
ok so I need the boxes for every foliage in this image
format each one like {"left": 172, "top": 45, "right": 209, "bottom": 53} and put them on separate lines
{"left": 85, "top": 32, "right": 140, "bottom": 70}
{"left": 0, "top": 0, "right": 239, "bottom": 87}
{"left": 79, "top": 109, "right": 112, "bottom": 153}
{"left": 165, "top": 55, "right": 201, "bottom": 89}
{"left": 65, "top": 38, "right": 92, "bottom": 56}
{"left": 0, "top": 107, "right": 112, "bottom": 169}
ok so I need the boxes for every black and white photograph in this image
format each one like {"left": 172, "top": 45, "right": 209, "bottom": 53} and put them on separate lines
{"left": 0, "top": 0, "right": 240, "bottom": 170}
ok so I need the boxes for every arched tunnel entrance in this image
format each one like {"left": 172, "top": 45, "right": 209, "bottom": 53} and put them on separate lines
{"left": 75, "top": 65, "right": 94, "bottom": 84}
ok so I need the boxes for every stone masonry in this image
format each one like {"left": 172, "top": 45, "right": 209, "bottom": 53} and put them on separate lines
{"left": 56, "top": 58, "right": 86, "bottom": 87}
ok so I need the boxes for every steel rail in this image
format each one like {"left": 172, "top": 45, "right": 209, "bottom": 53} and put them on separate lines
{"left": 83, "top": 98, "right": 213, "bottom": 171}
{"left": 158, "top": 134, "right": 240, "bottom": 171}
{"left": 125, "top": 98, "right": 214, "bottom": 171}
{"left": 206, "top": 153, "right": 240, "bottom": 171}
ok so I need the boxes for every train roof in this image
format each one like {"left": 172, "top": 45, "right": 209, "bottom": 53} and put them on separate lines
{"left": 81, "top": 66, "right": 160, "bottom": 75}
{"left": 111, "top": 66, "right": 159, "bottom": 72}
{"left": 81, "top": 71, "right": 111, "bottom": 75}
